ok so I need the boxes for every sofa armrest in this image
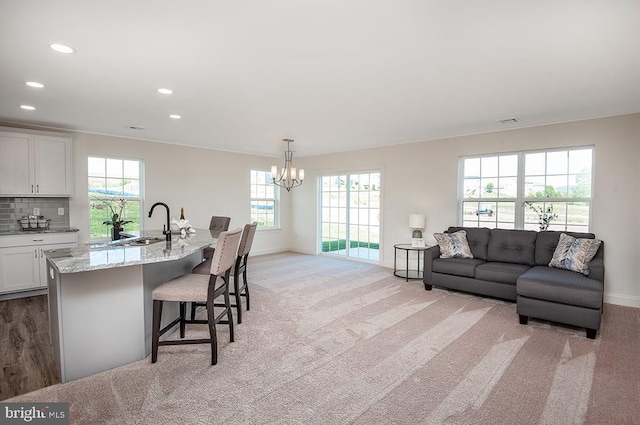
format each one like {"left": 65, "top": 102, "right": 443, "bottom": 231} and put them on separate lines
{"left": 588, "top": 257, "right": 605, "bottom": 284}
{"left": 423, "top": 245, "right": 441, "bottom": 285}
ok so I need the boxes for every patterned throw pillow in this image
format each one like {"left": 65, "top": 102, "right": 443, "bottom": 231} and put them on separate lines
{"left": 433, "top": 230, "right": 474, "bottom": 259}
{"left": 548, "top": 233, "right": 602, "bottom": 275}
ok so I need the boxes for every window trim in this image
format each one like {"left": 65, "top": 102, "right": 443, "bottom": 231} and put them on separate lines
{"left": 88, "top": 156, "right": 144, "bottom": 241}
{"left": 250, "top": 169, "right": 280, "bottom": 230}
{"left": 317, "top": 170, "right": 382, "bottom": 263}
{"left": 458, "top": 145, "right": 594, "bottom": 231}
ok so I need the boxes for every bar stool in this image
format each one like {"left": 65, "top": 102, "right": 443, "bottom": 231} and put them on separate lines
{"left": 151, "top": 228, "right": 242, "bottom": 365}
{"left": 192, "top": 222, "right": 257, "bottom": 323}
{"left": 203, "top": 216, "right": 231, "bottom": 259}
{"left": 230, "top": 222, "right": 257, "bottom": 323}
{"left": 192, "top": 215, "right": 231, "bottom": 320}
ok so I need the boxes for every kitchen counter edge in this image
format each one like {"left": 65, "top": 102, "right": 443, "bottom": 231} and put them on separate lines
{"left": 44, "top": 229, "right": 217, "bottom": 274}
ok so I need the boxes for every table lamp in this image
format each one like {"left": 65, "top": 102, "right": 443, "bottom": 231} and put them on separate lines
{"left": 409, "top": 213, "right": 426, "bottom": 247}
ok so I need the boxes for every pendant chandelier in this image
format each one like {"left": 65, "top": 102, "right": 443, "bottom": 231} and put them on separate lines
{"left": 271, "top": 138, "right": 304, "bottom": 192}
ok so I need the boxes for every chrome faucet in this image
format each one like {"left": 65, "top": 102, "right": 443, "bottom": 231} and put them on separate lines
{"left": 148, "top": 202, "right": 172, "bottom": 241}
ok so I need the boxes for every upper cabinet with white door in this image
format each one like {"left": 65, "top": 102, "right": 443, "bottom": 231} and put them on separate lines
{"left": 0, "top": 127, "right": 73, "bottom": 196}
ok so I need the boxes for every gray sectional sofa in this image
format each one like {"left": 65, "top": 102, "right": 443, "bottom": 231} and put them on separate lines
{"left": 423, "top": 227, "right": 605, "bottom": 338}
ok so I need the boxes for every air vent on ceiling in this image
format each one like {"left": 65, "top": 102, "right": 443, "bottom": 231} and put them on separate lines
{"left": 499, "top": 117, "right": 519, "bottom": 124}
{"left": 128, "top": 126, "right": 145, "bottom": 130}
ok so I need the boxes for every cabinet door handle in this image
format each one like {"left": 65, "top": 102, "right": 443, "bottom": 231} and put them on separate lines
{"left": 36, "top": 184, "right": 39, "bottom": 193}
{"left": 32, "top": 239, "right": 44, "bottom": 242}
{"left": 35, "top": 248, "right": 38, "bottom": 258}
{"left": 31, "top": 184, "right": 34, "bottom": 193}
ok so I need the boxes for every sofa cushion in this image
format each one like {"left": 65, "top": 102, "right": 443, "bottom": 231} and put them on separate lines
{"left": 433, "top": 258, "right": 486, "bottom": 278}
{"left": 487, "top": 229, "right": 537, "bottom": 266}
{"left": 447, "top": 227, "right": 490, "bottom": 260}
{"left": 475, "top": 262, "right": 532, "bottom": 285}
{"left": 535, "top": 230, "right": 597, "bottom": 265}
{"left": 549, "top": 233, "right": 602, "bottom": 275}
{"left": 517, "top": 266, "right": 603, "bottom": 309}
{"left": 434, "top": 230, "right": 474, "bottom": 259}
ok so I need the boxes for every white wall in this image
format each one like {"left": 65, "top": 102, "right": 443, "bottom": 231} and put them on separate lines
{"left": 9, "top": 113, "right": 637, "bottom": 306}
{"left": 68, "top": 133, "right": 290, "bottom": 256}
{"left": 291, "top": 113, "right": 640, "bottom": 308}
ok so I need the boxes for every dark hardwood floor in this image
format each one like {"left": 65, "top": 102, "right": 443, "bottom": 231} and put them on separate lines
{"left": 0, "top": 295, "right": 60, "bottom": 401}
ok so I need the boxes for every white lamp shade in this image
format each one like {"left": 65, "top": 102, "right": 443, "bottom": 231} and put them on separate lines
{"left": 409, "top": 213, "right": 426, "bottom": 229}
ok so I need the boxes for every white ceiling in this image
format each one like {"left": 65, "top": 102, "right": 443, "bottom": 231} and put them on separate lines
{"left": 1, "top": 1, "right": 639, "bottom": 157}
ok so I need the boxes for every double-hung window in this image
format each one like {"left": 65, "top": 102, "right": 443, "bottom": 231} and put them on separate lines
{"left": 460, "top": 147, "right": 593, "bottom": 232}
{"left": 461, "top": 154, "right": 518, "bottom": 229}
{"left": 88, "top": 157, "right": 143, "bottom": 240}
{"left": 250, "top": 170, "right": 279, "bottom": 229}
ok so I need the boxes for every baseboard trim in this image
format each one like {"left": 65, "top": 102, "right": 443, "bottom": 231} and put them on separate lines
{"left": 252, "top": 248, "right": 316, "bottom": 256}
{"left": 289, "top": 247, "right": 316, "bottom": 255}
{"left": 251, "top": 247, "right": 296, "bottom": 256}
{"left": 604, "top": 292, "right": 640, "bottom": 308}
{"left": 0, "top": 288, "right": 47, "bottom": 301}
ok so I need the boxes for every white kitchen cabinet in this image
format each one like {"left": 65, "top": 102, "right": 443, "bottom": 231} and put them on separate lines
{"left": 0, "top": 131, "right": 32, "bottom": 195}
{"left": 34, "top": 135, "right": 73, "bottom": 195}
{"left": 0, "top": 128, "right": 73, "bottom": 196}
{"left": 0, "top": 233, "right": 78, "bottom": 295}
{"left": 0, "top": 245, "right": 40, "bottom": 292}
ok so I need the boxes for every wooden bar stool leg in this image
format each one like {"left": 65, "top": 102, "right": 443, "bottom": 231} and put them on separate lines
{"left": 243, "top": 269, "right": 250, "bottom": 311}
{"left": 151, "top": 300, "right": 162, "bottom": 363}
{"left": 234, "top": 274, "right": 243, "bottom": 324}
{"left": 179, "top": 302, "right": 186, "bottom": 338}
{"left": 206, "top": 297, "right": 218, "bottom": 365}
{"left": 224, "top": 278, "right": 234, "bottom": 342}
{"left": 190, "top": 302, "right": 197, "bottom": 320}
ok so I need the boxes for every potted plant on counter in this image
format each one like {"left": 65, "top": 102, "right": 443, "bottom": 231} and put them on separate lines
{"left": 91, "top": 197, "right": 134, "bottom": 240}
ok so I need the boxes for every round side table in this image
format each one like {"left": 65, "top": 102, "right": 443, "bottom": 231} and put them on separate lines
{"left": 393, "top": 244, "right": 429, "bottom": 282}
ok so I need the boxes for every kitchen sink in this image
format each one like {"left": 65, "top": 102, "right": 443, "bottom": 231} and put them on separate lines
{"left": 112, "top": 237, "right": 165, "bottom": 246}
{"left": 129, "top": 237, "right": 165, "bottom": 246}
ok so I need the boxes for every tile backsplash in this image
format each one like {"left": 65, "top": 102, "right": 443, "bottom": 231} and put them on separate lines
{"left": 0, "top": 197, "right": 70, "bottom": 231}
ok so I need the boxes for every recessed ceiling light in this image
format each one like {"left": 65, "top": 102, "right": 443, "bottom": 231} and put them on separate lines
{"left": 50, "top": 43, "right": 74, "bottom": 54}
{"left": 158, "top": 88, "right": 173, "bottom": 95}
{"left": 26, "top": 81, "right": 44, "bottom": 88}
{"left": 20, "top": 105, "right": 36, "bottom": 111}
{"left": 169, "top": 114, "right": 181, "bottom": 119}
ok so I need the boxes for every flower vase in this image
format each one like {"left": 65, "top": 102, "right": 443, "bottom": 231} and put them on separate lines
{"left": 112, "top": 226, "right": 122, "bottom": 241}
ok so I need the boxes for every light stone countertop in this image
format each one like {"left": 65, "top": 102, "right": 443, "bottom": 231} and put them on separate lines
{"left": 45, "top": 229, "right": 218, "bottom": 274}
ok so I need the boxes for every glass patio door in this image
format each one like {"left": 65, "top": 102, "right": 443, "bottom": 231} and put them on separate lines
{"left": 320, "top": 172, "right": 380, "bottom": 261}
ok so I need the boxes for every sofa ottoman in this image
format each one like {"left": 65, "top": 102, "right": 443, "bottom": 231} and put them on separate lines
{"left": 516, "top": 231, "right": 604, "bottom": 339}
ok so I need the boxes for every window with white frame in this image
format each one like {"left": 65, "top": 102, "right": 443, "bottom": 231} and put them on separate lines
{"left": 460, "top": 147, "right": 593, "bottom": 232}
{"left": 88, "top": 156, "right": 143, "bottom": 240}
{"left": 250, "top": 170, "right": 278, "bottom": 228}
{"left": 319, "top": 172, "right": 381, "bottom": 262}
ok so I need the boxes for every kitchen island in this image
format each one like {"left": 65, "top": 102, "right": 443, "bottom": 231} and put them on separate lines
{"left": 45, "top": 229, "right": 218, "bottom": 382}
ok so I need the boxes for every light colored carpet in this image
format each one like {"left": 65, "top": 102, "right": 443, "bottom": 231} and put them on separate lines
{"left": 9, "top": 252, "right": 640, "bottom": 424}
